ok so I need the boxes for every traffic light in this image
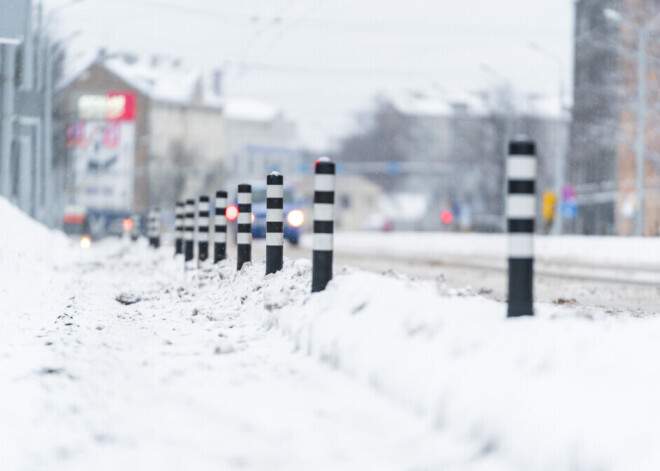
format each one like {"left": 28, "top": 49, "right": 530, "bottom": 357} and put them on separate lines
{"left": 542, "top": 191, "right": 557, "bottom": 222}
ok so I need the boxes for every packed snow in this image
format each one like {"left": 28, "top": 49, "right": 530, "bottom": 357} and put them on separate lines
{"left": 3, "top": 198, "right": 660, "bottom": 470}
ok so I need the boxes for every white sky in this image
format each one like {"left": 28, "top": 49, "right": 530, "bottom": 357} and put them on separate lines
{"left": 45, "top": 0, "right": 574, "bottom": 151}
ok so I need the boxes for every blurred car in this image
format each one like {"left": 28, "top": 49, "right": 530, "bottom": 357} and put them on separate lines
{"left": 62, "top": 206, "right": 92, "bottom": 249}
{"left": 225, "top": 184, "right": 305, "bottom": 244}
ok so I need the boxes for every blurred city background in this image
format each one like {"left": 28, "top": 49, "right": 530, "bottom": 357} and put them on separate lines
{"left": 2, "top": 0, "right": 659, "bottom": 237}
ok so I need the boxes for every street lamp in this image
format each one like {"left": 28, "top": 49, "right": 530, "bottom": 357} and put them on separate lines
{"left": 529, "top": 41, "right": 567, "bottom": 235}
{"left": 604, "top": 7, "right": 660, "bottom": 236}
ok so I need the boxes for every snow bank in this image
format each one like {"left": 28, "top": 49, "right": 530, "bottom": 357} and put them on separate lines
{"left": 0, "top": 198, "right": 79, "bottom": 469}
{"left": 163, "top": 250, "right": 660, "bottom": 470}
{"left": 0, "top": 198, "right": 72, "bottom": 313}
{"left": 308, "top": 231, "right": 660, "bottom": 269}
{"left": 157, "top": 254, "right": 660, "bottom": 469}
{"left": 271, "top": 269, "right": 660, "bottom": 470}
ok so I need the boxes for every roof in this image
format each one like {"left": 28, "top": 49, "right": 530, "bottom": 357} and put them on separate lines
{"left": 390, "top": 93, "right": 453, "bottom": 117}
{"left": 224, "top": 97, "right": 282, "bottom": 122}
{"left": 389, "top": 90, "right": 567, "bottom": 120}
{"left": 104, "top": 58, "right": 202, "bottom": 106}
{"left": 58, "top": 54, "right": 223, "bottom": 109}
{"left": 57, "top": 54, "right": 291, "bottom": 120}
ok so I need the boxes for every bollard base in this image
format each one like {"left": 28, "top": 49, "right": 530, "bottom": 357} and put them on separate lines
{"left": 507, "top": 302, "right": 534, "bottom": 317}
{"left": 184, "top": 241, "right": 194, "bottom": 262}
{"left": 507, "top": 258, "right": 534, "bottom": 317}
{"left": 237, "top": 244, "right": 251, "bottom": 271}
{"left": 266, "top": 246, "right": 284, "bottom": 275}
{"left": 198, "top": 242, "right": 208, "bottom": 262}
{"left": 312, "top": 250, "right": 333, "bottom": 292}
{"left": 214, "top": 242, "right": 226, "bottom": 263}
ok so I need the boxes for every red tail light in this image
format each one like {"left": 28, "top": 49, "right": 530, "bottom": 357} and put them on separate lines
{"left": 225, "top": 204, "right": 239, "bottom": 221}
{"left": 64, "top": 214, "right": 85, "bottom": 224}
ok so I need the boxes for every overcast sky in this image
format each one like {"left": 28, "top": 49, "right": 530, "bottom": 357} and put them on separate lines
{"left": 45, "top": 0, "right": 574, "bottom": 151}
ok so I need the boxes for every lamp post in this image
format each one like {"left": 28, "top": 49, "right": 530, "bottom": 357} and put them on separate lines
{"left": 529, "top": 42, "right": 566, "bottom": 235}
{"left": 604, "top": 8, "right": 660, "bottom": 236}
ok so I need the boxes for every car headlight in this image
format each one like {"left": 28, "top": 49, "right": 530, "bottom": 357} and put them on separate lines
{"left": 286, "top": 210, "right": 304, "bottom": 227}
{"left": 79, "top": 236, "right": 92, "bottom": 250}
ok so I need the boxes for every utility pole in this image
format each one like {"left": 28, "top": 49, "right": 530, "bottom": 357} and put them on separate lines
{"left": 634, "top": 28, "right": 647, "bottom": 237}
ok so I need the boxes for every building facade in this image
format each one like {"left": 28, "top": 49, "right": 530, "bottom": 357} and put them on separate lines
{"left": 54, "top": 57, "right": 226, "bottom": 216}
{"left": 569, "top": 0, "right": 660, "bottom": 235}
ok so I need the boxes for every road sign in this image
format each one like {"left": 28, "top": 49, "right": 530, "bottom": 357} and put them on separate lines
{"left": 561, "top": 200, "right": 577, "bottom": 220}
{"left": 387, "top": 161, "right": 400, "bottom": 175}
{"left": 561, "top": 184, "right": 577, "bottom": 201}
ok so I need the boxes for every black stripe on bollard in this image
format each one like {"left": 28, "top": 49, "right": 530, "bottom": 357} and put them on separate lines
{"left": 214, "top": 190, "right": 227, "bottom": 263}
{"left": 197, "top": 195, "right": 209, "bottom": 262}
{"left": 266, "top": 172, "right": 284, "bottom": 275}
{"left": 237, "top": 184, "right": 252, "bottom": 270}
{"left": 175, "top": 201, "right": 184, "bottom": 254}
{"left": 312, "top": 158, "right": 335, "bottom": 292}
{"left": 184, "top": 199, "right": 195, "bottom": 262}
{"left": 507, "top": 135, "right": 536, "bottom": 317}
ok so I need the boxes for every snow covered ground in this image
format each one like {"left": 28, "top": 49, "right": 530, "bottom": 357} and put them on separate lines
{"left": 310, "top": 231, "right": 660, "bottom": 269}
{"left": 3, "top": 200, "right": 660, "bottom": 470}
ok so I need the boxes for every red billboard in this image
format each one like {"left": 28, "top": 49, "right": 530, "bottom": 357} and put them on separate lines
{"left": 77, "top": 91, "right": 136, "bottom": 122}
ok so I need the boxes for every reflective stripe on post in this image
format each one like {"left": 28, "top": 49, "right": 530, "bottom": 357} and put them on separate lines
{"left": 507, "top": 135, "right": 536, "bottom": 317}
{"left": 197, "top": 195, "right": 209, "bottom": 262}
{"left": 214, "top": 190, "right": 227, "bottom": 263}
{"left": 175, "top": 201, "right": 184, "bottom": 254}
{"left": 184, "top": 199, "right": 195, "bottom": 262}
{"left": 237, "top": 184, "right": 252, "bottom": 270}
{"left": 266, "top": 172, "right": 284, "bottom": 275}
{"left": 312, "top": 158, "right": 335, "bottom": 292}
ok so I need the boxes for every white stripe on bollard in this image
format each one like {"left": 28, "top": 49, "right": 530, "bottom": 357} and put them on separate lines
{"left": 313, "top": 203, "right": 334, "bottom": 221}
{"left": 507, "top": 194, "right": 536, "bottom": 218}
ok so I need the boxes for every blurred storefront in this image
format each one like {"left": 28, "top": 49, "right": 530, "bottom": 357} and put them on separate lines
{"left": 54, "top": 54, "right": 226, "bottom": 219}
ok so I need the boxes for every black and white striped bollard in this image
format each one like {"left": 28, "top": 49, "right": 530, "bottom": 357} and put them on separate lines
{"left": 312, "top": 158, "right": 335, "bottom": 292}
{"left": 130, "top": 213, "right": 140, "bottom": 241}
{"left": 507, "top": 135, "right": 536, "bottom": 317}
{"left": 237, "top": 184, "right": 252, "bottom": 270}
{"left": 266, "top": 172, "right": 284, "bottom": 275}
{"left": 214, "top": 191, "right": 227, "bottom": 263}
{"left": 197, "top": 195, "right": 210, "bottom": 262}
{"left": 148, "top": 207, "right": 161, "bottom": 248}
{"left": 184, "top": 198, "right": 195, "bottom": 262}
{"left": 175, "top": 201, "right": 184, "bottom": 255}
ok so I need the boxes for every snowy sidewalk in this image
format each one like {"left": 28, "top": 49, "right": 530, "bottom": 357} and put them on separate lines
{"left": 0, "top": 238, "right": 502, "bottom": 471}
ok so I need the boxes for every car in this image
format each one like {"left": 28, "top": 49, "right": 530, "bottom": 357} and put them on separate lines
{"left": 62, "top": 206, "right": 93, "bottom": 249}
{"left": 225, "top": 184, "right": 305, "bottom": 245}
